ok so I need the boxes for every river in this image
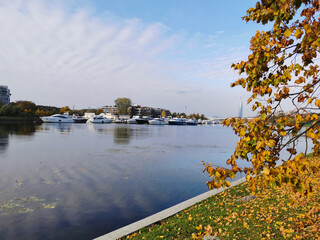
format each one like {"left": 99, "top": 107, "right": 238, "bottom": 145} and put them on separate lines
{"left": 0, "top": 122, "right": 244, "bottom": 239}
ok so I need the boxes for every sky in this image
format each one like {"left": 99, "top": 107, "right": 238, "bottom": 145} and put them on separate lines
{"left": 0, "top": 0, "right": 263, "bottom": 117}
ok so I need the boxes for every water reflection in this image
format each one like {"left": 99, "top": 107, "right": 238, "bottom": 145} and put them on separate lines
{"left": 0, "top": 132, "right": 8, "bottom": 152}
{"left": 0, "top": 123, "right": 241, "bottom": 240}
{"left": 113, "top": 126, "right": 131, "bottom": 144}
{"left": 37, "top": 123, "right": 73, "bottom": 134}
{"left": 86, "top": 124, "right": 152, "bottom": 145}
{"left": 0, "top": 123, "right": 35, "bottom": 152}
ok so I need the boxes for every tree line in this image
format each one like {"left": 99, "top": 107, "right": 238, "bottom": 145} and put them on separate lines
{"left": 0, "top": 98, "right": 209, "bottom": 120}
{"left": 0, "top": 101, "right": 102, "bottom": 117}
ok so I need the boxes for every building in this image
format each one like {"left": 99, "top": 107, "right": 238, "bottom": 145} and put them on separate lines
{"left": 0, "top": 85, "right": 10, "bottom": 105}
{"left": 128, "top": 105, "right": 170, "bottom": 118}
{"left": 102, "top": 105, "right": 119, "bottom": 114}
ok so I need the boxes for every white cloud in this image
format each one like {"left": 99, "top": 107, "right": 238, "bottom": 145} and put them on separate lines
{"left": 0, "top": 0, "right": 251, "bottom": 117}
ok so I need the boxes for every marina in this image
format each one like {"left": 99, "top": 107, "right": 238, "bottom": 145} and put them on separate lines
{"left": 39, "top": 112, "right": 223, "bottom": 125}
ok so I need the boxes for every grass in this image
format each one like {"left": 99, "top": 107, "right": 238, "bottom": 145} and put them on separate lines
{"left": 122, "top": 157, "right": 320, "bottom": 240}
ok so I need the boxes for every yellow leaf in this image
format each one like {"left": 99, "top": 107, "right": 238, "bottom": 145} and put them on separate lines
{"left": 243, "top": 222, "right": 249, "bottom": 229}
{"left": 266, "top": 139, "right": 276, "bottom": 148}
{"left": 263, "top": 168, "right": 270, "bottom": 175}
{"left": 280, "top": 130, "right": 287, "bottom": 136}
{"left": 256, "top": 141, "right": 264, "bottom": 150}
{"left": 294, "top": 28, "right": 303, "bottom": 39}
{"left": 295, "top": 77, "right": 305, "bottom": 84}
{"left": 284, "top": 29, "right": 292, "bottom": 37}
{"left": 196, "top": 225, "right": 203, "bottom": 230}
{"left": 240, "top": 128, "right": 246, "bottom": 136}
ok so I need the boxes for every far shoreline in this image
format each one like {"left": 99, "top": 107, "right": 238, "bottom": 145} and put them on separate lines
{"left": 0, "top": 116, "right": 42, "bottom": 123}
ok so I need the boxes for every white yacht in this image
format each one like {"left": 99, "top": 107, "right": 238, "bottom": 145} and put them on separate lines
{"left": 86, "top": 116, "right": 112, "bottom": 124}
{"left": 149, "top": 118, "right": 166, "bottom": 125}
{"left": 127, "top": 116, "right": 140, "bottom": 124}
{"left": 127, "top": 118, "right": 137, "bottom": 124}
{"left": 72, "top": 115, "right": 87, "bottom": 123}
{"left": 203, "top": 120, "right": 213, "bottom": 125}
{"left": 113, "top": 119, "right": 124, "bottom": 123}
{"left": 41, "top": 112, "right": 75, "bottom": 123}
{"left": 186, "top": 119, "right": 198, "bottom": 126}
{"left": 168, "top": 118, "right": 187, "bottom": 125}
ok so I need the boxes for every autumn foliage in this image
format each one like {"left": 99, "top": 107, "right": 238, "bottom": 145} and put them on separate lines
{"left": 204, "top": 0, "right": 320, "bottom": 196}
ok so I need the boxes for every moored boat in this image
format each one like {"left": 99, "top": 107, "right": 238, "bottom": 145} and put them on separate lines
{"left": 127, "top": 116, "right": 139, "bottom": 124}
{"left": 168, "top": 118, "right": 186, "bottom": 125}
{"left": 203, "top": 120, "right": 213, "bottom": 125}
{"left": 87, "top": 116, "right": 112, "bottom": 124}
{"left": 127, "top": 118, "right": 137, "bottom": 124}
{"left": 72, "top": 115, "right": 87, "bottom": 123}
{"left": 136, "top": 116, "right": 153, "bottom": 124}
{"left": 149, "top": 118, "right": 166, "bottom": 125}
{"left": 186, "top": 119, "right": 198, "bottom": 126}
{"left": 41, "top": 112, "right": 74, "bottom": 123}
{"left": 113, "top": 119, "right": 126, "bottom": 123}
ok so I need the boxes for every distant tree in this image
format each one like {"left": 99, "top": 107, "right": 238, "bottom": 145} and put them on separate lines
{"left": 96, "top": 108, "right": 103, "bottom": 115}
{"left": 15, "top": 101, "right": 37, "bottom": 112}
{"left": 36, "top": 105, "right": 59, "bottom": 114}
{"left": 194, "top": 113, "right": 201, "bottom": 120}
{"left": 60, "top": 106, "right": 72, "bottom": 114}
{"left": 0, "top": 105, "right": 9, "bottom": 116}
{"left": 171, "top": 112, "right": 177, "bottom": 118}
{"left": 11, "top": 104, "right": 23, "bottom": 116}
{"left": 161, "top": 109, "right": 167, "bottom": 118}
{"left": 114, "top": 98, "right": 132, "bottom": 115}
{"left": 36, "top": 109, "right": 46, "bottom": 116}
{"left": 0, "top": 103, "right": 22, "bottom": 116}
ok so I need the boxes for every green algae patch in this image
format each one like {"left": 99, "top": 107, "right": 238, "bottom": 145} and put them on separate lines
{"left": 0, "top": 196, "right": 57, "bottom": 215}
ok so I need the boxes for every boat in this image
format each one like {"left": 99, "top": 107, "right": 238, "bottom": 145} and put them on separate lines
{"left": 168, "top": 118, "right": 187, "bottom": 125}
{"left": 41, "top": 112, "right": 75, "bottom": 123}
{"left": 136, "top": 116, "right": 153, "bottom": 124}
{"left": 113, "top": 119, "right": 125, "bottom": 124}
{"left": 86, "top": 115, "right": 112, "bottom": 124}
{"left": 72, "top": 115, "right": 87, "bottom": 123}
{"left": 186, "top": 119, "right": 198, "bottom": 126}
{"left": 127, "top": 118, "right": 137, "bottom": 124}
{"left": 149, "top": 118, "right": 166, "bottom": 125}
{"left": 203, "top": 120, "right": 213, "bottom": 125}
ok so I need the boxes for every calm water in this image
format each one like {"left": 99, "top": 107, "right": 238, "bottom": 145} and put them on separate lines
{"left": 0, "top": 122, "right": 242, "bottom": 240}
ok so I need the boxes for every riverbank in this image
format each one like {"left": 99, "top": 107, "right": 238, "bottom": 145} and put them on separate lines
{"left": 120, "top": 157, "right": 320, "bottom": 240}
{"left": 0, "top": 116, "right": 41, "bottom": 123}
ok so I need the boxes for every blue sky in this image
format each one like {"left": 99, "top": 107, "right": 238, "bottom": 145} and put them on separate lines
{"left": 0, "top": 0, "right": 263, "bottom": 117}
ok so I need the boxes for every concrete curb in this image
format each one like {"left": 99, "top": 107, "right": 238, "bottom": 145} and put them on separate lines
{"left": 94, "top": 177, "right": 247, "bottom": 240}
